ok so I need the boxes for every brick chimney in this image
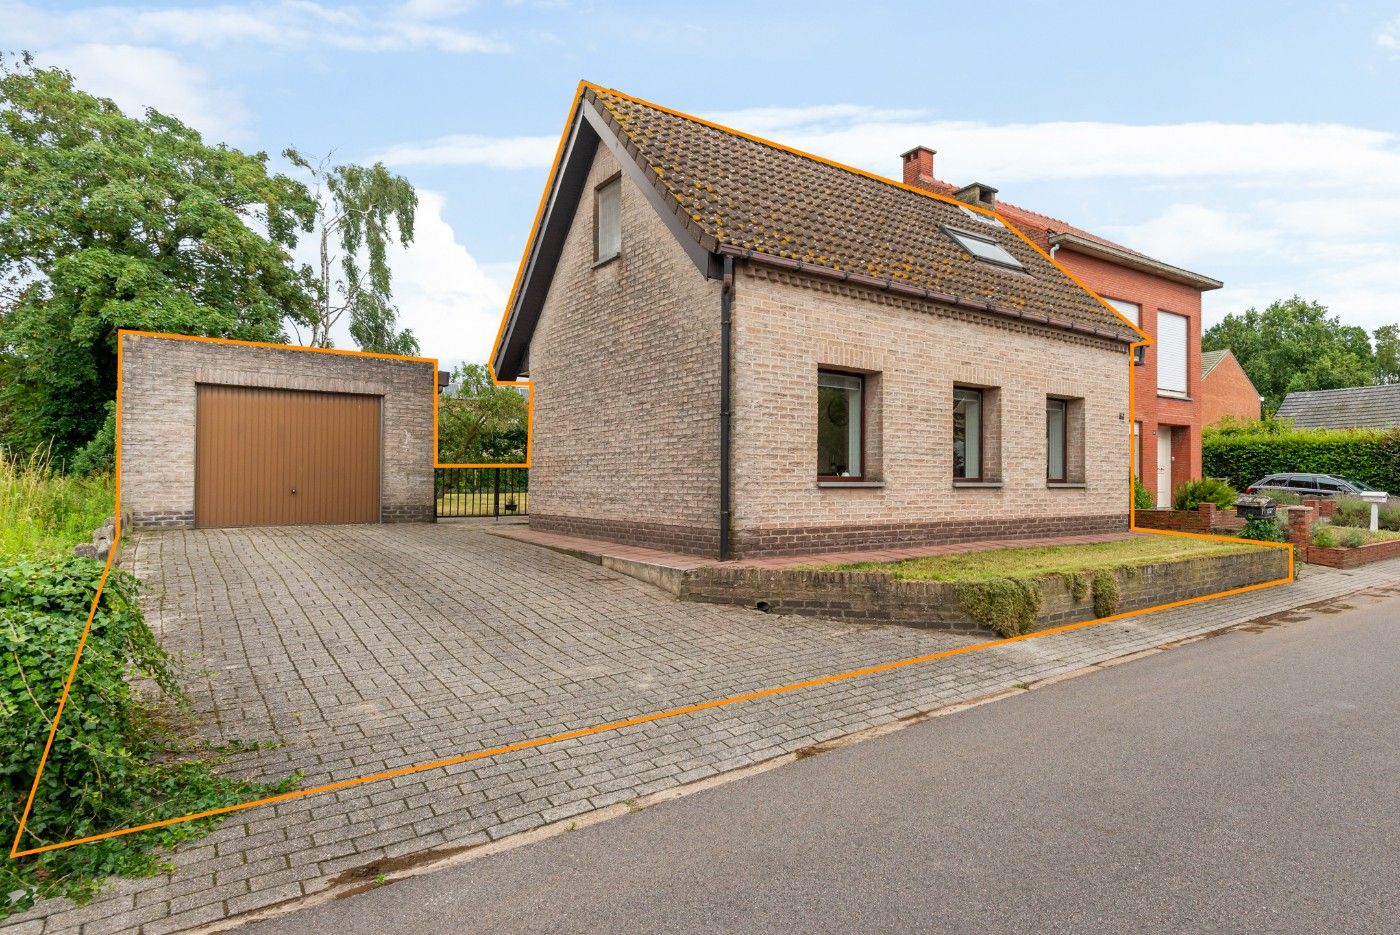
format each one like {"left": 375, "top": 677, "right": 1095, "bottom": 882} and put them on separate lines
{"left": 901, "top": 146, "right": 935, "bottom": 187}
{"left": 953, "top": 181, "right": 998, "bottom": 210}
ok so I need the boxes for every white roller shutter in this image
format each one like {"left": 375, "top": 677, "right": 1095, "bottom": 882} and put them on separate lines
{"left": 1156, "top": 311, "right": 1188, "bottom": 395}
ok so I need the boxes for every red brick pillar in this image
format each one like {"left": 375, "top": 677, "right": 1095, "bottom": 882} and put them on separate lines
{"left": 1197, "top": 502, "right": 1216, "bottom": 532}
{"left": 1285, "top": 506, "right": 1314, "bottom": 563}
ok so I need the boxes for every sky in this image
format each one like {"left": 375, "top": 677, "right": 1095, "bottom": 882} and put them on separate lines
{"left": 6, "top": 0, "right": 1400, "bottom": 368}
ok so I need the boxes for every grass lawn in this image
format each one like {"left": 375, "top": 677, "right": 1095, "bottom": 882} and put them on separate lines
{"left": 1, "top": 448, "right": 114, "bottom": 561}
{"left": 818, "top": 534, "right": 1268, "bottom": 583}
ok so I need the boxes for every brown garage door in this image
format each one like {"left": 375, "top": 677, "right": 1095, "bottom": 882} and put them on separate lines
{"left": 195, "top": 384, "right": 381, "bottom": 527}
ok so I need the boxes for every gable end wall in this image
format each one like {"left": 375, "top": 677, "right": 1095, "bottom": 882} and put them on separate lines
{"left": 527, "top": 145, "right": 723, "bottom": 553}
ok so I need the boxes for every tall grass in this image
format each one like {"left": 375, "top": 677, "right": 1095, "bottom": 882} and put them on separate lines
{"left": 0, "top": 446, "right": 115, "bottom": 561}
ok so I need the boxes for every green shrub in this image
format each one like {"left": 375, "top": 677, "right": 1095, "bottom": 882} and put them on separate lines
{"left": 1202, "top": 424, "right": 1400, "bottom": 493}
{"left": 1311, "top": 526, "right": 1338, "bottom": 548}
{"left": 1091, "top": 571, "right": 1121, "bottom": 618}
{"left": 1339, "top": 527, "right": 1368, "bottom": 549}
{"left": 955, "top": 577, "right": 1042, "bottom": 637}
{"left": 1172, "top": 477, "right": 1237, "bottom": 511}
{"left": 1266, "top": 490, "right": 1302, "bottom": 506}
{"left": 1381, "top": 504, "right": 1400, "bottom": 532}
{"left": 1062, "top": 572, "right": 1090, "bottom": 602}
{"left": 1, "top": 558, "right": 297, "bottom": 916}
{"left": 1133, "top": 477, "right": 1153, "bottom": 511}
{"left": 1240, "top": 517, "right": 1286, "bottom": 542}
{"left": 1331, "top": 497, "right": 1373, "bottom": 529}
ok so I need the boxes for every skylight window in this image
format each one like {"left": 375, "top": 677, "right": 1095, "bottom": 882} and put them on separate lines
{"left": 943, "top": 226, "right": 1023, "bottom": 270}
{"left": 957, "top": 203, "right": 1004, "bottom": 227}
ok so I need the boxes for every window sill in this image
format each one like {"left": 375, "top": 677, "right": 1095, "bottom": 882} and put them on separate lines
{"left": 1156, "top": 391, "right": 1190, "bottom": 401}
{"left": 1047, "top": 482, "right": 1087, "bottom": 489}
{"left": 952, "top": 481, "right": 1003, "bottom": 489}
{"left": 817, "top": 480, "right": 884, "bottom": 488}
{"left": 592, "top": 253, "right": 620, "bottom": 269}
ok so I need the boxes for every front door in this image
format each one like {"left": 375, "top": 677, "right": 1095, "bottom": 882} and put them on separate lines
{"left": 1157, "top": 429, "right": 1173, "bottom": 507}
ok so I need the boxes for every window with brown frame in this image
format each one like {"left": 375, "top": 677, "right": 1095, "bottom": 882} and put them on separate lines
{"left": 594, "top": 174, "right": 621, "bottom": 262}
{"left": 953, "top": 387, "right": 983, "bottom": 481}
{"left": 1047, "top": 397, "right": 1068, "bottom": 482}
{"left": 817, "top": 370, "right": 864, "bottom": 479}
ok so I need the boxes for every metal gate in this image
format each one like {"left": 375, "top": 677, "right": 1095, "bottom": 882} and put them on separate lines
{"left": 435, "top": 467, "right": 529, "bottom": 518}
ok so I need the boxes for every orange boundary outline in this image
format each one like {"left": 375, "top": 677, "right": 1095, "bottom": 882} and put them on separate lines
{"left": 8, "top": 86, "right": 1293, "bottom": 861}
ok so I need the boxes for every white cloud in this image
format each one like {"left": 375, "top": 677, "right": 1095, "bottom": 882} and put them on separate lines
{"left": 0, "top": 1, "right": 507, "bottom": 54}
{"left": 378, "top": 133, "right": 558, "bottom": 168}
{"left": 37, "top": 44, "right": 250, "bottom": 141}
{"left": 1380, "top": 16, "right": 1400, "bottom": 51}
{"left": 318, "top": 192, "right": 510, "bottom": 369}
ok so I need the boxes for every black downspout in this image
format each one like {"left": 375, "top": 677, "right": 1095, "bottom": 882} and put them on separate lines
{"left": 719, "top": 255, "right": 734, "bottom": 560}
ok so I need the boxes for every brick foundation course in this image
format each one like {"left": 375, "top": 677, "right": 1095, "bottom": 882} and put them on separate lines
{"left": 679, "top": 547, "right": 1289, "bottom": 634}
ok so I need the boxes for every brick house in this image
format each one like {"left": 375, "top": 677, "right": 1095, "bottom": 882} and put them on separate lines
{"left": 899, "top": 148, "right": 1222, "bottom": 508}
{"left": 1200, "top": 349, "right": 1262, "bottom": 425}
{"left": 493, "top": 86, "right": 1141, "bottom": 558}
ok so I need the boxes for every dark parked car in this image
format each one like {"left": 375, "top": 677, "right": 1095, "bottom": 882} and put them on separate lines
{"left": 1245, "top": 473, "right": 1387, "bottom": 503}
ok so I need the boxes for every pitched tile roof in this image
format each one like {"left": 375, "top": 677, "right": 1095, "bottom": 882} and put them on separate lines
{"left": 1201, "top": 349, "right": 1229, "bottom": 379}
{"left": 1276, "top": 384, "right": 1400, "bottom": 430}
{"left": 585, "top": 87, "right": 1138, "bottom": 342}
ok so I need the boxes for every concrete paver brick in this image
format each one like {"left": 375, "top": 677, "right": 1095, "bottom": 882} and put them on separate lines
{"left": 18, "top": 524, "right": 1394, "bottom": 934}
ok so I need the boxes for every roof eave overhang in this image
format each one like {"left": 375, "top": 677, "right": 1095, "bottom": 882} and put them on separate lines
{"left": 1048, "top": 232, "right": 1223, "bottom": 291}
{"left": 715, "top": 244, "right": 1136, "bottom": 346}
{"left": 492, "top": 92, "right": 720, "bottom": 381}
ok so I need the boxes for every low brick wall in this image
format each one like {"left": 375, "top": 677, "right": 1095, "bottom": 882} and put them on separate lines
{"left": 1133, "top": 504, "right": 1215, "bottom": 533}
{"left": 679, "top": 548, "right": 1289, "bottom": 635}
{"left": 1307, "top": 538, "right": 1400, "bottom": 569}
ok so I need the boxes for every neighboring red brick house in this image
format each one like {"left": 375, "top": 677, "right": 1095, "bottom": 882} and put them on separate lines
{"left": 899, "top": 148, "right": 1222, "bottom": 508}
{"left": 1200, "top": 349, "right": 1261, "bottom": 425}
{"left": 494, "top": 86, "right": 1140, "bottom": 558}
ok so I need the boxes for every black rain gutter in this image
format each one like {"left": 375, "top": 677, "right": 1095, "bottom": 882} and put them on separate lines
{"left": 719, "top": 254, "right": 734, "bottom": 561}
{"left": 714, "top": 244, "right": 1136, "bottom": 345}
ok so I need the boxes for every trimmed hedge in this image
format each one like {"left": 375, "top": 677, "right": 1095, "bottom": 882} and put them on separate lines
{"left": 1203, "top": 426, "right": 1400, "bottom": 494}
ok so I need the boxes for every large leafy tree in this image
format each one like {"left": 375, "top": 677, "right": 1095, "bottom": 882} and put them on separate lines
{"left": 284, "top": 149, "right": 419, "bottom": 355}
{"left": 0, "top": 55, "right": 316, "bottom": 463}
{"left": 1203, "top": 296, "right": 1378, "bottom": 414}
{"left": 437, "top": 363, "right": 528, "bottom": 463}
{"left": 1374, "top": 324, "right": 1400, "bottom": 385}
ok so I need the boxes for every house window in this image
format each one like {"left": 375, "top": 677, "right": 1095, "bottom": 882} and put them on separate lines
{"left": 817, "top": 370, "right": 863, "bottom": 479}
{"left": 594, "top": 175, "right": 621, "bottom": 262}
{"left": 942, "top": 226, "right": 1023, "bottom": 270}
{"left": 1105, "top": 297, "right": 1140, "bottom": 327}
{"left": 1047, "top": 398, "right": 1068, "bottom": 482}
{"left": 1157, "top": 310, "right": 1189, "bottom": 396}
{"left": 953, "top": 387, "right": 983, "bottom": 480}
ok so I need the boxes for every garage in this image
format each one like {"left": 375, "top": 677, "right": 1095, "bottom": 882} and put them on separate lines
{"left": 195, "top": 384, "right": 381, "bottom": 527}
{"left": 119, "top": 332, "right": 435, "bottom": 529}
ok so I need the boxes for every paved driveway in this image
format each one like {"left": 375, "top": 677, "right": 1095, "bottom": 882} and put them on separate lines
{"left": 13, "top": 525, "right": 1399, "bottom": 935}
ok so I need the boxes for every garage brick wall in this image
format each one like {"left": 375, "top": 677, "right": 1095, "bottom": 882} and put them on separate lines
{"left": 119, "top": 333, "right": 435, "bottom": 528}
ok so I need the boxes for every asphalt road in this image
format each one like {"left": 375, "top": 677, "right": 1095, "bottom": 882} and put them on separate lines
{"left": 247, "top": 589, "right": 1400, "bottom": 935}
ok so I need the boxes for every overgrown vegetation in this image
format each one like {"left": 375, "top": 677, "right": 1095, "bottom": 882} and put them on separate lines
{"left": 1, "top": 447, "right": 113, "bottom": 560}
{"left": 0, "top": 450, "right": 294, "bottom": 916}
{"left": 955, "top": 578, "right": 1042, "bottom": 638}
{"left": 437, "top": 364, "right": 529, "bottom": 464}
{"left": 1203, "top": 421, "right": 1400, "bottom": 494}
{"left": 1329, "top": 496, "right": 1400, "bottom": 532}
{"left": 1091, "top": 572, "right": 1121, "bottom": 618}
{"left": 1172, "top": 477, "right": 1237, "bottom": 511}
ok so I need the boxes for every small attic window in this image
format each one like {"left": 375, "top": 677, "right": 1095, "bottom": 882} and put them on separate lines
{"left": 943, "top": 226, "right": 1023, "bottom": 270}
{"left": 594, "top": 174, "right": 621, "bottom": 263}
{"left": 957, "top": 204, "right": 1004, "bottom": 228}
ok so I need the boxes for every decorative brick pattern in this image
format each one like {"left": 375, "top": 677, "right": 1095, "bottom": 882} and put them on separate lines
{"left": 119, "top": 334, "right": 435, "bottom": 528}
